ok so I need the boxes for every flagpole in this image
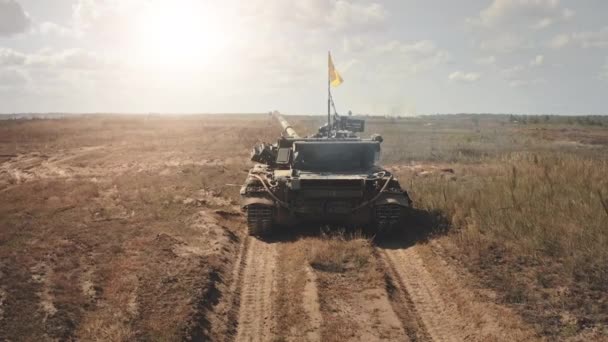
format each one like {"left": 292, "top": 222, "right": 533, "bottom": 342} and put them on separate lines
{"left": 327, "top": 51, "right": 331, "bottom": 138}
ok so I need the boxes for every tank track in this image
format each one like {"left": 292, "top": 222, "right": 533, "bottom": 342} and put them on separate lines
{"left": 246, "top": 204, "right": 273, "bottom": 236}
{"left": 375, "top": 204, "right": 402, "bottom": 232}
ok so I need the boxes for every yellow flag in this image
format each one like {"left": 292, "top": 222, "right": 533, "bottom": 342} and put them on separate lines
{"left": 328, "top": 53, "right": 343, "bottom": 87}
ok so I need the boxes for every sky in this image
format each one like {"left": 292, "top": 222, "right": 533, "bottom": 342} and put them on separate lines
{"left": 0, "top": 0, "right": 607, "bottom": 115}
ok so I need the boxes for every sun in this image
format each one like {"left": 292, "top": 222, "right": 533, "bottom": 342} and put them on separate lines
{"left": 133, "top": 1, "right": 226, "bottom": 68}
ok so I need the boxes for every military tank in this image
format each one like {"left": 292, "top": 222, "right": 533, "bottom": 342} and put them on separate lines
{"left": 240, "top": 111, "right": 412, "bottom": 236}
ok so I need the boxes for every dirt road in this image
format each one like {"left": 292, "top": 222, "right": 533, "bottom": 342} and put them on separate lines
{"left": 223, "top": 234, "right": 539, "bottom": 342}
{"left": 222, "top": 233, "right": 540, "bottom": 342}
{"left": 234, "top": 237, "right": 278, "bottom": 342}
{"left": 380, "top": 246, "right": 463, "bottom": 342}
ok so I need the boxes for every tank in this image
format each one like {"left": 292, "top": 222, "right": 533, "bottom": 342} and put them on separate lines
{"left": 240, "top": 111, "right": 412, "bottom": 236}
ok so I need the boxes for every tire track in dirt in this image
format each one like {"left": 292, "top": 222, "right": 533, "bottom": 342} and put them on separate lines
{"left": 379, "top": 246, "right": 464, "bottom": 342}
{"left": 205, "top": 224, "right": 250, "bottom": 341}
{"left": 378, "top": 250, "right": 431, "bottom": 342}
{"left": 235, "top": 237, "right": 278, "bottom": 342}
{"left": 302, "top": 265, "right": 322, "bottom": 342}
{"left": 379, "top": 242, "right": 540, "bottom": 342}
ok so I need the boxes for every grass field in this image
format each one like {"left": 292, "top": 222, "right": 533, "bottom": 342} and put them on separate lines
{"left": 291, "top": 114, "right": 608, "bottom": 339}
{"left": 1, "top": 113, "right": 607, "bottom": 340}
{"left": 0, "top": 115, "right": 279, "bottom": 340}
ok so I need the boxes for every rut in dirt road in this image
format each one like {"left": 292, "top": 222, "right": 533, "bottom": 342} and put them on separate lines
{"left": 378, "top": 242, "right": 540, "bottom": 342}
{"left": 380, "top": 247, "right": 464, "bottom": 342}
{"left": 235, "top": 237, "right": 278, "bottom": 342}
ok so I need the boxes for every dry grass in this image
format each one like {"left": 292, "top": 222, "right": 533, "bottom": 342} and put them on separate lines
{"left": 2, "top": 113, "right": 607, "bottom": 341}
{"left": 0, "top": 115, "right": 272, "bottom": 341}
{"left": 395, "top": 152, "right": 608, "bottom": 338}
{"left": 291, "top": 113, "right": 608, "bottom": 339}
{"left": 405, "top": 152, "right": 608, "bottom": 270}
{"left": 308, "top": 232, "right": 372, "bottom": 273}
{"left": 284, "top": 113, "right": 608, "bottom": 340}
{"left": 289, "top": 114, "right": 607, "bottom": 164}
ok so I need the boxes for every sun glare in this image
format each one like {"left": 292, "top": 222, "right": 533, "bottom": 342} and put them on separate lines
{"left": 133, "top": 1, "right": 226, "bottom": 68}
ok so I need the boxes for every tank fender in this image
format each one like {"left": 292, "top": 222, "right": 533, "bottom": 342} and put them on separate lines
{"left": 374, "top": 194, "right": 411, "bottom": 207}
{"left": 241, "top": 197, "right": 274, "bottom": 208}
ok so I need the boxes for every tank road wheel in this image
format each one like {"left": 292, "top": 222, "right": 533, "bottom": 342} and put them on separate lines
{"left": 246, "top": 204, "right": 273, "bottom": 236}
{"left": 374, "top": 204, "right": 403, "bottom": 235}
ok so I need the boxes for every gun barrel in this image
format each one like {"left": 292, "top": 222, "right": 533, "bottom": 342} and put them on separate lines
{"left": 273, "top": 112, "right": 299, "bottom": 138}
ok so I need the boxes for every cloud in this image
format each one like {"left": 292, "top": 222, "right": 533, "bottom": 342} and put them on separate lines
{"left": 469, "top": 0, "right": 573, "bottom": 29}
{"left": 530, "top": 55, "right": 544, "bottom": 67}
{"left": 500, "top": 64, "right": 546, "bottom": 87}
{"left": 37, "top": 22, "right": 80, "bottom": 38}
{"left": 470, "top": 1, "right": 572, "bottom": 55}
{"left": 479, "top": 33, "right": 534, "bottom": 53}
{"left": 328, "top": 1, "right": 387, "bottom": 30}
{"left": 0, "top": 0, "right": 31, "bottom": 36}
{"left": 0, "top": 48, "right": 118, "bottom": 71}
{"left": 475, "top": 56, "right": 497, "bottom": 65}
{"left": 0, "top": 68, "right": 28, "bottom": 87}
{"left": 600, "top": 59, "right": 608, "bottom": 81}
{"left": 72, "top": 0, "right": 148, "bottom": 41}
{"left": 54, "top": 49, "right": 115, "bottom": 69}
{"left": 73, "top": 0, "right": 388, "bottom": 43}
{"left": 508, "top": 78, "right": 545, "bottom": 87}
{"left": 331, "top": 38, "right": 453, "bottom": 84}
{"left": 571, "top": 27, "right": 608, "bottom": 48}
{"left": 0, "top": 48, "right": 26, "bottom": 66}
{"left": 370, "top": 40, "right": 450, "bottom": 76}
{"left": 72, "top": 0, "right": 139, "bottom": 28}
{"left": 449, "top": 71, "right": 481, "bottom": 82}
{"left": 241, "top": 0, "right": 387, "bottom": 32}
{"left": 25, "top": 49, "right": 117, "bottom": 70}
{"left": 549, "top": 27, "right": 608, "bottom": 49}
{"left": 548, "top": 34, "right": 570, "bottom": 49}
{"left": 343, "top": 36, "right": 368, "bottom": 53}
{"left": 501, "top": 64, "right": 525, "bottom": 79}
{"left": 531, "top": 17, "right": 554, "bottom": 30}
{"left": 531, "top": 9, "right": 573, "bottom": 29}
{"left": 375, "top": 40, "right": 442, "bottom": 55}
{"left": 341, "top": 37, "right": 453, "bottom": 84}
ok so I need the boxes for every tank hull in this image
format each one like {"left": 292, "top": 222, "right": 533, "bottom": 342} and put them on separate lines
{"left": 241, "top": 167, "right": 411, "bottom": 236}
